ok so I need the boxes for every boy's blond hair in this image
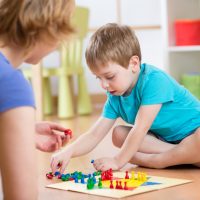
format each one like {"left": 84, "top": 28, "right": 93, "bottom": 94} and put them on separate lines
{"left": 0, "top": 0, "right": 75, "bottom": 50}
{"left": 85, "top": 23, "right": 141, "bottom": 70}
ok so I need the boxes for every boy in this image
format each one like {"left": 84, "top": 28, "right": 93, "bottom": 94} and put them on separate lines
{"left": 51, "top": 23, "right": 200, "bottom": 174}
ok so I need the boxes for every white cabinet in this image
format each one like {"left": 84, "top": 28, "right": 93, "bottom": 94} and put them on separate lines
{"left": 161, "top": 0, "right": 200, "bottom": 81}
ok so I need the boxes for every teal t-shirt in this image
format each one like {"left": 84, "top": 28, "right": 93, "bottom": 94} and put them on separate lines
{"left": 102, "top": 63, "right": 200, "bottom": 142}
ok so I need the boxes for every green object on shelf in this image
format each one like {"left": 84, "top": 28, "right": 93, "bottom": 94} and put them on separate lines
{"left": 181, "top": 73, "right": 200, "bottom": 99}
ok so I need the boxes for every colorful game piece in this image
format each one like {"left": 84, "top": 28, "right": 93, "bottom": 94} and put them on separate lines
{"left": 98, "top": 178, "right": 102, "bottom": 188}
{"left": 101, "top": 168, "right": 113, "bottom": 181}
{"left": 119, "top": 181, "right": 123, "bottom": 189}
{"left": 92, "top": 176, "right": 97, "bottom": 184}
{"left": 137, "top": 172, "right": 142, "bottom": 181}
{"left": 57, "top": 161, "right": 62, "bottom": 169}
{"left": 124, "top": 182, "right": 128, "bottom": 190}
{"left": 46, "top": 172, "right": 53, "bottom": 179}
{"left": 64, "top": 129, "right": 72, "bottom": 138}
{"left": 61, "top": 176, "right": 68, "bottom": 181}
{"left": 91, "top": 159, "right": 94, "bottom": 163}
{"left": 141, "top": 172, "right": 147, "bottom": 181}
{"left": 109, "top": 180, "right": 114, "bottom": 189}
{"left": 81, "top": 176, "right": 85, "bottom": 184}
{"left": 97, "top": 170, "right": 101, "bottom": 176}
{"left": 115, "top": 181, "right": 119, "bottom": 189}
{"left": 125, "top": 171, "right": 129, "bottom": 179}
{"left": 87, "top": 178, "right": 95, "bottom": 190}
{"left": 54, "top": 171, "right": 60, "bottom": 176}
{"left": 131, "top": 171, "right": 135, "bottom": 180}
{"left": 58, "top": 174, "right": 62, "bottom": 179}
{"left": 74, "top": 177, "right": 79, "bottom": 183}
{"left": 93, "top": 171, "right": 97, "bottom": 176}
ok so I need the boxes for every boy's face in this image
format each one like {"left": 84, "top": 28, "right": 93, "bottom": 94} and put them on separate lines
{"left": 92, "top": 59, "right": 140, "bottom": 96}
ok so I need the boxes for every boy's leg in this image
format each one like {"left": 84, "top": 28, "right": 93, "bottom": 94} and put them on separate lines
{"left": 131, "top": 128, "right": 200, "bottom": 168}
{"left": 112, "top": 125, "right": 175, "bottom": 154}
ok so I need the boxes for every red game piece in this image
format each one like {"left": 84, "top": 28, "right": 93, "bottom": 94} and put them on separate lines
{"left": 46, "top": 173, "right": 53, "bottom": 179}
{"left": 119, "top": 181, "right": 123, "bottom": 189}
{"left": 64, "top": 129, "right": 72, "bottom": 138}
{"left": 115, "top": 181, "right": 119, "bottom": 189}
{"left": 124, "top": 182, "right": 128, "bottom": 190}
{"left": 125, "top": 171, "right": 129, "bottom": 179}
{"left": 110, "top": 180, "right": 114, "bottom": 189}
{"left": 57, "top": 174, "right": 62, "bottom": 179}
{"left": 101, "top": 168, "right": 113, "bottom": 181}
{"left": 57, "top": 161, "right": 62, "bottom": 168}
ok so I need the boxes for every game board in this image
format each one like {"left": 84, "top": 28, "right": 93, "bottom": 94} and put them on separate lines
{"left": 46, "top": 170, "right": 192, "bottom": 198}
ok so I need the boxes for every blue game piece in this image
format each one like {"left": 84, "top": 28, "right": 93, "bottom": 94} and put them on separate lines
{"left": 91, "top": 159, "right": 94, "bottom": 163}
{"left": 54, "top": 171, "right": 60, "bottom": 176}
{"left": 74, "top": 177, "right": 79, "bottom": 183}
{"left": 82, "top": 173, "right": 87, "bottom": 178}
{"left": 65, "top": 173, "right": 70, "bottom": 177}
{"left": 92, "top": 176, "right": 96, "bottom": 184}
{"left": 81, "top": 176, "right": 85, "bottom": 184}
{"left": 61, "top": 174, "right": 65, "bottom": 179}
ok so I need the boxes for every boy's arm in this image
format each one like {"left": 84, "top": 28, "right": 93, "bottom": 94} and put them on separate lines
{"left": 51, "top": 117, "right": 116, "bottom": 173}
{"left": 114, "top": 104, "right": 162, "bottom": 168}
{"left": 71, "top": 117, "right": 116, "bottom": 157}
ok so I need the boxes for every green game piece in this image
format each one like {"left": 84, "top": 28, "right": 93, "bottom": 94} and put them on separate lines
{"left": 61, "top": 176, "right": 68, "bottom": 181}
{"left": 97, "top": 170, "right": 102, "bottom": 176}
{"left": 87, "top": 178, "right": 94, "bottom": 190}
{"left": 93, "top": 171, "right": 98, "bottom": 176}
{"left": 78, "top": 172, "right": 82, "bottom": 179}
{"left": 98, "top": 178, "right": 102, "bottom": 188}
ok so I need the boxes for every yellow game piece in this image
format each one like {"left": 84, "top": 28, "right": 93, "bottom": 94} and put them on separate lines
{"left": 142, "top": 172, "right": 147, "bottom": 181}
{"left": 131, "top": 171, "right": 135, "bottom": 180}
{"left": 137, "top": 172, "right": 141, "bottom": 181}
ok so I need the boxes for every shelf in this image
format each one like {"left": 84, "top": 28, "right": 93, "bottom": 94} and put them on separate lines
{"left": 168, "top": 45, "right": 200, "bottom": 52}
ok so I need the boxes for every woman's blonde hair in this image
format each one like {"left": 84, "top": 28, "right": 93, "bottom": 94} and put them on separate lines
{"left": 85, "top": 23, "right": 141, "bottom": 70}
{"left": 0, "top": 0, "right": 75, "bottom": 50}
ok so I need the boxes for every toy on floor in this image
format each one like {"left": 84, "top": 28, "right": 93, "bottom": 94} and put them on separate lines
{"left": 46, "top": 167, "right": 163, "bottom": 191}
{"left": 46, "top": 160, "right": 192, "bottom": 198}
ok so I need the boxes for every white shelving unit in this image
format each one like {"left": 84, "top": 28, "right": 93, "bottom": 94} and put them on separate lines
{"left": 161, "top": 0, "right": 200, "bottom": 81}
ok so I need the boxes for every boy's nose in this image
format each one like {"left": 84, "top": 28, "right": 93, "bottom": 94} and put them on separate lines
{"left": 101, "top": 80, "right": 109, "bottom": 90}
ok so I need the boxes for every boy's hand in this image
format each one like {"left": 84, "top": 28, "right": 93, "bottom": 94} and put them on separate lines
{"left": 93, "top": 157, "right": 120, "bottom": 171}
{"left": 35, "top": 121, "right": 71, "bottom": 152}
{"left": 50, "top": 147, "right": 73, "bottom": 174}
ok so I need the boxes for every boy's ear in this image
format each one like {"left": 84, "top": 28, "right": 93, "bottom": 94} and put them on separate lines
{"left": 129, "top": 55, "right": 140, "bottom": 72}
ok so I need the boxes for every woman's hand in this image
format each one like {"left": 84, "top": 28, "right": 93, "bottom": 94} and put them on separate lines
{"left": 35, "top": 121, "right": 72, "bottom": 152}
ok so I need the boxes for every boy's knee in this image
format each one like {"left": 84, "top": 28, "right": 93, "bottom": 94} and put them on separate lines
{"left": 112, "top": 126, "right": 124, "bottom": 147}
{"left": 196, "top": 130, "right": 200, "bottom": 148}
{"left": 196, "top": 128, "right": 200, "bottom": 138}
{"left": 193, "top": 128, "right": 200, "bottom": 145}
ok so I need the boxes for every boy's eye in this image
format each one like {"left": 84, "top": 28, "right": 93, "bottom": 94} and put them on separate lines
{"left": 106, "top": 76, "right": 115, "bottom": 80}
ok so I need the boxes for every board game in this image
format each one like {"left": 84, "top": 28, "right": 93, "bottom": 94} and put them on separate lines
{"left": 46, "top": 169, "right": 192, "bottom": 198}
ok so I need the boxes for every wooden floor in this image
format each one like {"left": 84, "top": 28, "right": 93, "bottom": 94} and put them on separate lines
{"left": 39, "top": 110, "right": 200, "bottom": 200}
{"left": 1, "top": 109, "right": 200, "bottom": 200}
